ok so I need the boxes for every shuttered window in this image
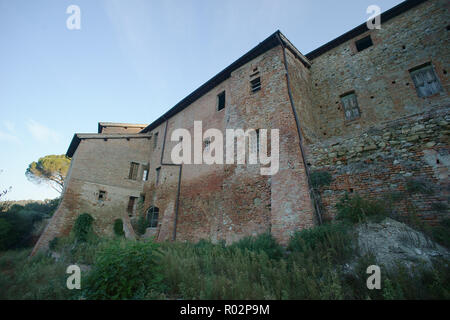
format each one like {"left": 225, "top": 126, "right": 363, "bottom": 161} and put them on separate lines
{"left": 340, "top": 92, "right": 361, "bottom": 121}
{"left": 410, "top": 64, "right": 442, "bottom": 98}
{"left": 128, "top": 162, "right": 139, "bottom": 180}
{"left": 250, "top": 77, "right": 261, "bottom": 93}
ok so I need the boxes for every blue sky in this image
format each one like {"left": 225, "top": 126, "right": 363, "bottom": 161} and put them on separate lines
{"left": 0, "top": 0, "right": 403, "bottom": 200}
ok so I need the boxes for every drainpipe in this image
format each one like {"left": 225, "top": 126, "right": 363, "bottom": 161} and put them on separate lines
{"left": 276, "top": 33, "right": 323, "bottom": 225}
{"left": 159, "top": 118, "right": 183, "bottom": 240}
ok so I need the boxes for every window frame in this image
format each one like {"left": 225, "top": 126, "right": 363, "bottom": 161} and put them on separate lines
{"left": 250, "top": 77, "right": 261, "bottom": 93}
{"left": 128, "top": 162, "right": 139, "bottom": 180}
{"left": 127, "top": 196, "right": 137, "bottom": 216}
{"left": 355, "top": 35, "right": 373, "bottom": 52}
{"left": 340, "top": 92, "right": 361, "bottom": 122}
{"left": 98, "top": 190, "right": 106, "bottom": 201}
{"left": 409, "top": 63, "right": 443, "bottom": 98}
{"left": 217, "top": 91, "right": 226, "bottom": 111}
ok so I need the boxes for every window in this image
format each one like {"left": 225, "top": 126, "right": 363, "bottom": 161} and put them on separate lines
{"left": 127, "top": 196, "right": 137, "bottom": 215}
{"left": 153, "top": 132, "right": 159, "bottom": 150}
{"left": 204, "top": 138, "right": 211, "bottom": 152}
{"left": 410, "top": 63, "right": 442, "bottom": 97}
{"left": 142, "top": 165, "right": 149, "bottom": 181}
{"left": 98, "top": 190, "right": 106, "bottom": 201}
{"left": 340, "top": 92, "right": 361, "bottom": 121}
{"left": 355, "top": 35, "right": 373, "bottom": 52}
{"left": 155, "top": 167, "right": 161, "bottom": 185}
{"left": 250, "top": 129, "right": 260, "bottom": 154}
{"left": 217, "top": 91, "right": 225, "bottom": 111}
{"left": 146, "top": 207, "right": 159, "bottom": 228}
{"left": 250, "top": 77, "right": 261, "bottom": 93}
{"left": 256, "top": 129, "right": 260, "bottom": 153}
{"left": 128, "top": 162, "right": 139, "bottom": 180}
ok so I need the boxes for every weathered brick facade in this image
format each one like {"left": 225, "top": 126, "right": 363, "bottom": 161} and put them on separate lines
{"left": 33, "top": 0, "right": 448, "bottom": 254}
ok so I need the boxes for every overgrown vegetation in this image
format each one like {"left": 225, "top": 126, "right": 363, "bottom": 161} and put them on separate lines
{"left": 113, "top": 219, "right": 125, "bottom": 237}
{"left": 310, "top": 170, "right": 332, "bottom": 189}
{"left": 84, "top": 240, "right": 164, "bottom": 299}
{"left": 0, "top": 199, "right": 59, "bottom": 251}
{"left": 0, "top": 193, "right": 448, "bottom": 300}
{"left": 72, "top": 213, "right": 94, "bottom": 243}
{"left": 336, "top": 194, "right": 387, "bottom": 224}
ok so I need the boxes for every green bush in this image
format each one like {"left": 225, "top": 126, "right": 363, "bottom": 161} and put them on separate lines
{"left": 310, "top": 171, "right": 332, "bottom": 189}
{"left": 288, "top": 222, "right": 354, "bottom": 264}
{"left": 84, "top": 240, "right": 164, "bottom": 299}
{"left": 431, "top": 218, "right": 450, "bottom": 248}
{"left": 136, "top": 216, "right": 149, "bottom": 235}
{"left": 48, "top": 237, "right": 59, "bottom": 251}
{"left": 113, "top": 219, "right": 125, "bottom": 237}
{"left": 72, "top": 213, "right": 94, "bottom": 242}
{"left": 0, "top": 218, "right": 13, "bottom": 251}
{"left": 0, "top": 209, "right": 43, "bottom": 250}
{"left": 0, "top": 249, "right": 80, "bottom": 300}
{"left": 336, "top": 194, "right": 387, "bottom": 224}
{"left": 431, "top": 202, "right": 448, "bottom": 212}
{"left": 406, "top": 178, "right": 434, "bottom": 195}
{"left": 229, "top": 233, "right": 283, "bottom": 260}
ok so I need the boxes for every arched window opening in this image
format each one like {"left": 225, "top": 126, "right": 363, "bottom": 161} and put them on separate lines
{"left": 146, "top": 206, "right": 159, "bottom": 228}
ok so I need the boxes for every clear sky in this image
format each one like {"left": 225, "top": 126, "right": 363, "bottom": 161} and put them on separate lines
{"left": 0, "top": 0, "right": 403, "bottom": 201}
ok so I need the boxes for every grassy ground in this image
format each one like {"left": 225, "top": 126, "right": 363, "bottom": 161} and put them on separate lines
{"left": 0, "top": 220, "right": 448, "bottom": 300}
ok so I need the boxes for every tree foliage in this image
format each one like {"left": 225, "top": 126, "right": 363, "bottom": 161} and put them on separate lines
{"left": 25, "top": 155, "right": 71, "bottom": 193}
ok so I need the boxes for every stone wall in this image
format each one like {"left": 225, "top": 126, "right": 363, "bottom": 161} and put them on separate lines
{"left": 306, "top": 106, "right": 449, "bottom": 223}
{"left": 308, "top": 0, "right": 449, "bottom": 142}
{"left": 32, "top": 136, "right": 151, "bottom": 254}
{"left": 142, "top": 45, "right": 315, "bottom": 245}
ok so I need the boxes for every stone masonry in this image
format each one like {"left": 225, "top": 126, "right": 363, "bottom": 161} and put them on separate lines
{"left": 33, "top": 0, "right": 448, "bottom": 254}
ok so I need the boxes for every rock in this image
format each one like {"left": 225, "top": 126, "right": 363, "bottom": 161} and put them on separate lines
{"left": 407, "top": 135, "right": 419, "bottom": 142}
{"left": 412, "top": 124, "right": 425, "bottom": 132}
{"left": 364, "top": 145, "right": 377, "bottom": 151}
{"left": 425, "top": 141, "right": 436, "bottom": 148}
{"left": 357, "top": 218, "right": 450, "bottom": 271}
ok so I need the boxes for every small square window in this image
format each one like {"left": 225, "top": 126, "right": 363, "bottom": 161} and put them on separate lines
{"left": 340, "top": 92, "right": 361, "bottom": 121}
{"left": 250, "top": 77, "right": 261, "bottom": 93}
{"left": 410, "top": 63, "right": 442, "bottom": 97}
{"left": 355, "top": 35, "right": 373, "bottom": 52}
{"left": 98, "top": 190, "right": 106, "bottom": 201}
{"left": 217, "top": 91, "right": 225, "bottom": 111}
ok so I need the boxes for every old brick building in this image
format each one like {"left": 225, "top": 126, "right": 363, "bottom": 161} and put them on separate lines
{"left": 33, "top": 0, "right": 449, "bottom": 254}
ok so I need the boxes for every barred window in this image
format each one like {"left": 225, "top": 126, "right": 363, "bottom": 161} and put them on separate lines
{"left": 410, "top": 63, "right": 442, "bottom": 97}
{"left": 340, "top": 92, "right": 361, "bottom": 121}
